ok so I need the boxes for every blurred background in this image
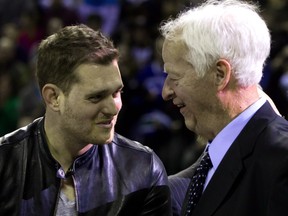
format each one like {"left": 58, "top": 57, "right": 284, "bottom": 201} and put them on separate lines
{"left": 0, "top": 0, "right": 288, "bottom": 175}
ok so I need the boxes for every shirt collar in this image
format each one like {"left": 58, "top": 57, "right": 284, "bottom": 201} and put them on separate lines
{"left": 208, "top": 97, "right": 266, "bottom": 170}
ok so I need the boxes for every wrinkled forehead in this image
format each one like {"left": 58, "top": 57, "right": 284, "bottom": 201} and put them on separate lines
{"left": 162, "top": 39, "right": 187, "bottom": 58}
{"left": 162, "top": 40, "right": 188, "bottom": 70}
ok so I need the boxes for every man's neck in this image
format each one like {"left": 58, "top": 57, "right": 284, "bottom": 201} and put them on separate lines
{"left": 220, "top": 85, "right": 260, "bottom": 119}
{"left": 207, "top": 84, "right": 260, "bottom": 140}
{"left": 44, "top": 119, "right": 93, "bottom": 172}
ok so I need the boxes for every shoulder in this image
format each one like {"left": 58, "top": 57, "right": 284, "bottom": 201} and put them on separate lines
{"left": 254, "top": 115, "right": 288, "bottom": 164}
{"left": 237, "top": 103, "right": 288, "bottom": 174}
{"left": 168, "top": 174, "right": 190, "bottom": 197}
{"left": 112, "top": 133, "right": 154, "bottom": 154}
{"left": 168, "top": 168, "right": 193, "bottom": 216}
{"left": 0, "top": 118, "right": 43, "bottom": 178}
{"left": 256, "top": 111, "right": 288, "bottom": 150}
{"left": 246, "top": 102, "right": 288, "bottom": 151}
{"left": 254, "top": 101, "right": 288, "bottom": 132}
{"left": 0, "top": 118, "right": 43, "bottom": 147}
{"left": 168, "top": 163, "right": 196, "bottom": 194}
{"left": 168, "top": 159, "right": 200, "bottom": 196}
{"left": 108, "top": 133, "right": 168, "bottom": 185}
{"left": 111, "top": 133, "right": 163, "bottom": 168}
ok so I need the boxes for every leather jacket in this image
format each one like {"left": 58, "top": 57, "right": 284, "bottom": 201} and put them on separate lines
{"left": 0, "top": 117, "right": 171, "bottom": 216}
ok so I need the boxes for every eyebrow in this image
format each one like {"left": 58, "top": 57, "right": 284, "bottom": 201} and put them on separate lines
{"left": 86, "top": 84, "right": 124, "bottom": 96}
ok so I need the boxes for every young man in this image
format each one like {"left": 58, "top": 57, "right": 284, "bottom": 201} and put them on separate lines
{"left": 160, "top": 0, "right": 288, "bottom": 215}
{"left": 0, "top": 24, "right": 171, "bottom": 215}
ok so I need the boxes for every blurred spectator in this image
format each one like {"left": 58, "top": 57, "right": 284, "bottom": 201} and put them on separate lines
{"left": 265, "top": 45, "right": 288, "bottom": 118}
{"left": 17, "top": 47, "right": 45, "bottom": 127}
{"left": 46, "top": 17, "right": 64, "bottom": 36}
{"left": 120, "top": 0, "right": 162, "bottom": 35}
{"left": 136, "top": 37, "right": 165, "bottom": 103}
{"left": 17, "top": 10, "right": 45, "bottom": 63}
{"left": 1, "top": 23, "right": 19, "bottom": 43}
{"left": 0, "top": 72, "right": 19, "bottom": 136}
{"left": 40, "top": 0, "right": 80, "bottom": 27}
{"left": 85, "top": 14, "right": 103, "bottom": 31}
{"left": 0, "top": 0, "right": 33, "bottom": 28}
{"left": 0, "top": 36, "right": 28, "bottom": 93}
{"left": 130, "top": 24, "right": 154, "bottom": 70}
{"left": 77, "top": 0, "right": 120, "bottom": 36}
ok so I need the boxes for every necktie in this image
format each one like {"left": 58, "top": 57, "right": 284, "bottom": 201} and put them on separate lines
{"left": 185, "top": 150, "right": 212, "bottom": 215}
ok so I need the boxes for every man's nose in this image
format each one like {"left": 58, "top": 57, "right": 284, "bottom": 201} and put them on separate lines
{"left": 102, "top": 96, "right": 121, "bottom": 116}
{"left": 162, "top": 79, "right": 174, "bottom": 101}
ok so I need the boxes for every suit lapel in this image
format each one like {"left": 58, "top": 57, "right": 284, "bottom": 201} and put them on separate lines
{"left": 191, "top": 102, "right": 277, "bottom": 216}
{"left": 192, "top": 140, "right": 243, "bottom": 216}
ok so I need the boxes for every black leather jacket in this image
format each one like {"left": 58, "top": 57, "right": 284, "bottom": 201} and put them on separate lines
{"left": 0, "top": 117, "right": 171, "bottom": 216}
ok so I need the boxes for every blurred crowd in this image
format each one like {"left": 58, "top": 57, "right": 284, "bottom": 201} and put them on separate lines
{"left": 0, "top": 0, "right": 288, "bottom": 175}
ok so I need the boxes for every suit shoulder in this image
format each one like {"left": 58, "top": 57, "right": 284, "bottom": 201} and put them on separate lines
{"left": 263, "top": 116, "right": 288, "bottom": 143}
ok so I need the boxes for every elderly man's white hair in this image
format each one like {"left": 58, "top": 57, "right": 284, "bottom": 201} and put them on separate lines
{"left": 160, "top": 0, "right": 271, "bottom": 87}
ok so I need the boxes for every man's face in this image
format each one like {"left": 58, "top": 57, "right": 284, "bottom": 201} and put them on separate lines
{"left": 58, "top": 60, "right": 123, "bottom": 145}
{"left": 162, "top": 40, "right": 217, "bottom": 138}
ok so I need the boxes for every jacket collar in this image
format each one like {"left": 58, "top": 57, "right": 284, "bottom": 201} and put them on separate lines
{"left": 37, "top": 117, "right": 98, "bottom": 172}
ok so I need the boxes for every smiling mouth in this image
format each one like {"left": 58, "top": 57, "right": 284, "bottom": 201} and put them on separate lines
{"left": 175, "top": 104, "right": 186, "bottom": 114}
{"left": 180, "top": 107, "right": 186, "bottom": 114}
{"left": 174, "top": 103, "right": 185, "bottom": 109}
{"left": 97, "top": 119, "right": 114, "bottom": 128}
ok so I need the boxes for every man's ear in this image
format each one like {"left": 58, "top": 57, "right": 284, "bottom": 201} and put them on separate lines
{"left": 215, "top": 59, "right": 232, "bottom": 91}
{"left": 42, "top": 84, "right": 62, "bottom": 111}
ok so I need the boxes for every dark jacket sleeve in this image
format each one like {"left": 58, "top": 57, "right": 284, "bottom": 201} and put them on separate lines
{"left": 140, "top": 151, "right": 172, "bottom": 216}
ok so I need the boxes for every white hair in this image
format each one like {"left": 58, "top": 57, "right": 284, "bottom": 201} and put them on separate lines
{"left": 159, "top": 0, "right": 271, "bottom": 87}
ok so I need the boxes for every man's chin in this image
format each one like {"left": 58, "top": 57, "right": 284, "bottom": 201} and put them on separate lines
{"left": 95, "top": 133, "right": 114, "bottom": 145}
{"left": 91, "top": 127, "right": 115, "bottom": 144}
{"left": 184, "top": 120, "right": 196, "bottom": 133}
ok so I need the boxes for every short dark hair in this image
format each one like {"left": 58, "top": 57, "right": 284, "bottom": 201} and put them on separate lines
{"left": 36, "top": 24, "right": 119, "bottom": 94}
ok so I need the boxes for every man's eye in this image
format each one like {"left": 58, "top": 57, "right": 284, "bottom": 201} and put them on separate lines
{"left": 88, "top": 95, "right": 102, "bottom": 102}
{"left": 113, "top": 90, "right": 123, "bottom": 98}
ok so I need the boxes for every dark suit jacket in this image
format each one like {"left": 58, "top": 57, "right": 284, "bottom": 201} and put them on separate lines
{"left": 169, "top": 102, "right": 288, "bottom": 216}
